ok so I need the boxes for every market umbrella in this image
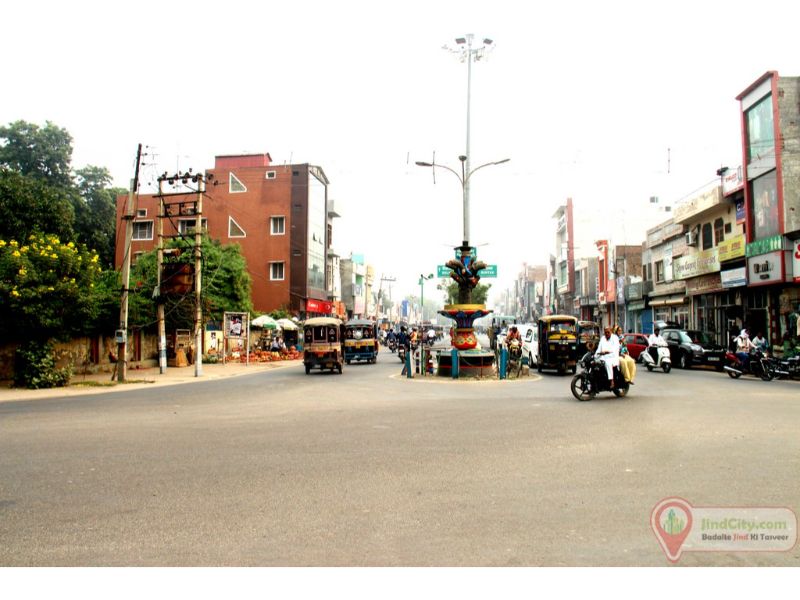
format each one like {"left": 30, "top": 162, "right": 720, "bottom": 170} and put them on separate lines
{"left": 251, "top": 315, "right": 278, "bottom": 329}
{"left": 276, "top": 318, "right": 298, "bottom": 331}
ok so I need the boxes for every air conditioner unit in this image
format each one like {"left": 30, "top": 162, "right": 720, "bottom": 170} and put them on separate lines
{"left": 685, "top": 231, "right": 698, "bottom": 246}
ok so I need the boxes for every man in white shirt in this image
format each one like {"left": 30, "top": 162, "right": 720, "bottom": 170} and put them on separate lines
{"left": 595, "top": 327, "right": 620, "bottom": 386}
{"left": 647, "top": 328, "right": 666, "bottom": 363}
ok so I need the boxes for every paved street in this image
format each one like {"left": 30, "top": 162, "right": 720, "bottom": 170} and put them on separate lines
{"left": 1, "top": 345, "right": 798, "bottom": 566}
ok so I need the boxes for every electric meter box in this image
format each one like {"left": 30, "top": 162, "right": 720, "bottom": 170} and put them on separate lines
{"left": 115, "top": 329, "right": 127, "bottom": 344}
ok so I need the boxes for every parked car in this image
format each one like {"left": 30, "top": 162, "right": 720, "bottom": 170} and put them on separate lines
{"left": 684, "top": 329, "right": 727, "bottom": 370}
{"left": 660, "top": 327, "right": 726, "bottom": 369}
{"left": 621, "top": 333, "right": 650, "bottom": 362}
{"left": 517, "top": 323, "right": 539, "bottom": 366}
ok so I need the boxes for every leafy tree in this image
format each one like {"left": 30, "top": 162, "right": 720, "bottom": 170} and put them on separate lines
{"left": 74, "top": 166, "right": 126, "bottom": 268}
{"left": 443, "top": 281, "right": 491, "bottom": 305}
{"left": 0, "top": 120, "right": 74, "bottom": 188}
{"left": 0, "top": 234, "right": 106, "bottom": 342}
{"left": 128, "top": 236, "right": 253, "bottom": 331}
{"left": 0, "top": 169, "right": 76, "bottom": 241}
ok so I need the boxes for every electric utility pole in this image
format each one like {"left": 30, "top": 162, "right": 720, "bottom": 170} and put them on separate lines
{"left": 117, "top": 143, "right": 143, "bottom": 382}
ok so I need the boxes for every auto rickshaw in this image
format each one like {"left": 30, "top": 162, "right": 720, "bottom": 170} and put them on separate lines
{"left": 303, "top": 317, "right": 344, "bottom": 374}
{"left": 344, "top": 318, "right": 378, "bottom": 364}
{"left": 537, "top": 315, "right": 579, "bottom": 374}
{"left": 577, "top": 320, "right": 601, "bottom": 356}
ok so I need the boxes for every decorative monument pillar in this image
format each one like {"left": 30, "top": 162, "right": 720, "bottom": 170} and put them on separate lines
{"left": 439, "top": 243, "right": 492, "bottom": 352}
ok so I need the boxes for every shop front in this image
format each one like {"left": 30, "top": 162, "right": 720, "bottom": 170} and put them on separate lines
{"left": 745, "top": 235, "right": 794, "bottom": 347}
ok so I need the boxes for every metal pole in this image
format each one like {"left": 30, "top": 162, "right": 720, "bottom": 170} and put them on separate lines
{"left": 157, "top": 180, "right": 167, "bottom": 374}
{"left": 464, "top": 34, "right": 473, "bottom": 245}
{"left": 420, "top": 278, "right": 425, "bottom": 378}
{"left": 194, "top": 177, "right": 204, "bottom": 377}
{"left": 117, "top": 143, "right": 142, "bottom": 383}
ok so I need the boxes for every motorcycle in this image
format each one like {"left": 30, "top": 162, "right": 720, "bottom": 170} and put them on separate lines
{"left": 388, "top": 338, "right": 397, "bottom": 353}
{"left": 398, "top": 344, "right": 406, "bottom": 363}
{"left": 723, "top": 348, "right": 777, "bottom": 381}
{"left": 640, "top": 344, "right": 672, "bottom": 373}
{"left": 506, "top": 339, "right": 523, "bottom": 378}
{"left": 570, "top": 351, "right": 630, "bottom": 401}
{"left": 775, "top": 355, "right": 800, "bottom": 380}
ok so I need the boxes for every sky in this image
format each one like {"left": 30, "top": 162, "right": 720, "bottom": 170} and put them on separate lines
{"left": 3, "top": 0, "right": 799, "bottom": 307}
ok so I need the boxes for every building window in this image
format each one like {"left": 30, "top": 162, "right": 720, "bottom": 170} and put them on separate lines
{"left": 702, "top": 223, "right": 713, "bottom": 250}
{"left": 136, "top": 208, "right": 147, "bottom": 218}
{"left": 228, "top": 216, "right": 246, "bottom": 238}
{"left": 229, "top": 172, "right": 247, "bottom": 193}
{"left": 655, "top": 260, "right": 664, "bottom": 283}
{"left": 265, "top": 170, "right": 276, "bottom": 180}
{"left": 270, "top": 216, "right": 285, "bottom": 235}
{"left": 178, "top": 218, "right": 207, "bottom": 235}
{"left": 270, "top": 262, "right": 285, "bottom": 281}
{"left": 714, "top": 218, "right": 725, "bottom": 246}
{"left": 133, "top": 220, "right": 153, "bottom": 240}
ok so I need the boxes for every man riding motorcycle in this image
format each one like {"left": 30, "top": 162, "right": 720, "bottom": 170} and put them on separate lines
{"left": 595, "top": 327, "right": 620, "bottom": 388}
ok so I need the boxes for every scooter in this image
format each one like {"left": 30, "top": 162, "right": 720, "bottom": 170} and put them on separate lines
{"left": 641, "top": 344, "right": 672, "bottom": 373}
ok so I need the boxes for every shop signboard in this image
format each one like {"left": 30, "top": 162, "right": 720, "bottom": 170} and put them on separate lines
{"left": 627, "top": 300, "right": 646, "bottom": 311}
{"left": 792, "top": 240, "right": 800, "bottom": 283}
{"left": 721, "top": 267, "right": 747, "bottom": 288}
{"left": 306, "top": 298, "right": 333, "bottom": 314}
{"left": 672, "top": 247, "right": 720, "bottom": 280}
{"left": 746, "top": 250, "right": 785, "bottom": 286}
{"left": 746, "top": 234, "right": 783, "bottom": 258}
{"left": 722, "top": 166, "right": 744, "bottom": 196}
{"left": 663, "top": 243, "right": 673, "bottom": 282}
{"left": 735, "top": 198, "right": 746, "bottom": 224}
{"left": 718, "top": 234, "right": 746, "bottom": 262}
{"left": 685, "top": 273, "right": 723, "bottom": 295}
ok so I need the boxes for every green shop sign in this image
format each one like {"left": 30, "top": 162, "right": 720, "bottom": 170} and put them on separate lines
{"left": 746, "top": 235, "right": 783, "bottom": 257}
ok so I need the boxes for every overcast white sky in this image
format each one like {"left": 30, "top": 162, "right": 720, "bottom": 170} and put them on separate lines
{"left": 3, "top": 0, "right": 799, "bottom": 306}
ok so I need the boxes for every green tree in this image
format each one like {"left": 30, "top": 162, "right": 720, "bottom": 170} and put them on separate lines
{"left": 128, "top": 236, "right": 253, "bottom": 331}
{"left": 0, "top": 169, "right": 76, "bottom": 241}
{"left": 0, "top": 120, "right": 74, "bottom": 188}
{"left": 74, "top": 166, "right": 126, "bottom": 268}
{"left": 443, "top": 281, "right": 491, "bottom": 305}
{"left": 0, "top": 234, "right": 106, "bottom": 341}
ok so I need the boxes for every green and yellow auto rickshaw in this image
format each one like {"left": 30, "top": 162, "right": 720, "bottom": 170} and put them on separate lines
{"left": 303, "top": 317, "right": 344, "bottom": 374}
{"left": 537, "top": 315, "right": 579, "bottom": 375}
{"left": 344, "top": 318, "right": 378, "bottom": 364}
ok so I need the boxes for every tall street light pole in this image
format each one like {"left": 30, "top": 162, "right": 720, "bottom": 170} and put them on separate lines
{"left": 415, "top": 157, "right": 510, "bottom": 246}
{"left": 447, "top": 34, "right": 494, "bottom": 245}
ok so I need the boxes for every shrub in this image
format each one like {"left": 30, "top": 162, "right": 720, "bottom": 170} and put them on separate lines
{"left": 14, "top": 340, "right": 72, "bottom": 389}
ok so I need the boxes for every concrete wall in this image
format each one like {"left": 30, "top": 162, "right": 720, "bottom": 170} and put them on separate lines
{"left": 779, "top": 76, "right": 800, "bottom": 235}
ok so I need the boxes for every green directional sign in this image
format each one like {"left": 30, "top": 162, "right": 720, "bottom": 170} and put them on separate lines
{"left": 437, "top": 264, "right": 498, "bottom": 278}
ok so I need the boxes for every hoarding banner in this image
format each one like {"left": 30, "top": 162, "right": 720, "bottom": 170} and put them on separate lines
{"left": 747, "top": 251, "right": 785, "bottom": 286}
{"left": 672, "top": 247, "right": 720, "bottom": 280}
{"left": 721, "top": 267, "right": 747, "bottom": 288}
{"left": 718, "top": 234, "right": 746, "bottom": 262}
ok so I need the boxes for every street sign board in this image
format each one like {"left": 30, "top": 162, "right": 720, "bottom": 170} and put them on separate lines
{"left": 438, "top": 264, "right": 497, "bottom": 277}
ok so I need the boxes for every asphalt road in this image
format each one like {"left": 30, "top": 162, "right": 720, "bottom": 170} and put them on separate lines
{"left": 1, "top": 344, "right": 798, "bottom": 566}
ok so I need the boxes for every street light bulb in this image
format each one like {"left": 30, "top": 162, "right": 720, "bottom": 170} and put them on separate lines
{"left": 483, "top": 38, "right": 493, "bottom": 45}
{"left": 415, "top": 161, "right": 432, "bottom": 167}
{"left": 455, "top": 37, "right": 466, "bottom": 45}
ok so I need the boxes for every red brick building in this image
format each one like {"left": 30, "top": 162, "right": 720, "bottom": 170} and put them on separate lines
{"left": 115, "top": 154, "right": 337, "bottom": 316}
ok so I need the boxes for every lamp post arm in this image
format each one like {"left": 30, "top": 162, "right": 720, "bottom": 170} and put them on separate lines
{"left": 416, "top": 162, "right": 464, "bottom": 185}
{"left": 464, "top": 159, "right": 511, "bottom": 184}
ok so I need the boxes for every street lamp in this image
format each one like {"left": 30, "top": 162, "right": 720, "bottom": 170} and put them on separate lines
{"left": 444, "top": 34, "right": 495, "bottom": 233}
{"left": 415, "top": 156, "right": 510, "bottom": 246}
{"left": 419, "top": 273, "right": 434, "bottom": 325}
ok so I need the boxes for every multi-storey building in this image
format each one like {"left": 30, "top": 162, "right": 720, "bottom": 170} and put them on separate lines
{"left": 736, "top": 72, "right": 800, "bottom": 345}
{"left": 115, "top": 153, "right": 337, "bottom": 318}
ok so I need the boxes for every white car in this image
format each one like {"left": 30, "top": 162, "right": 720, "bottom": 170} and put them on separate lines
{"left": 517, "top": 323, "right": 539, "bottom": 366}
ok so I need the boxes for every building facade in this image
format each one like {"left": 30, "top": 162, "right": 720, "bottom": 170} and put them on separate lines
{"left": 115, "top": 154, "right": 335, "bottom": 317}
{"left": 737, "top": 71, "right": 800, "bottom": 346}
